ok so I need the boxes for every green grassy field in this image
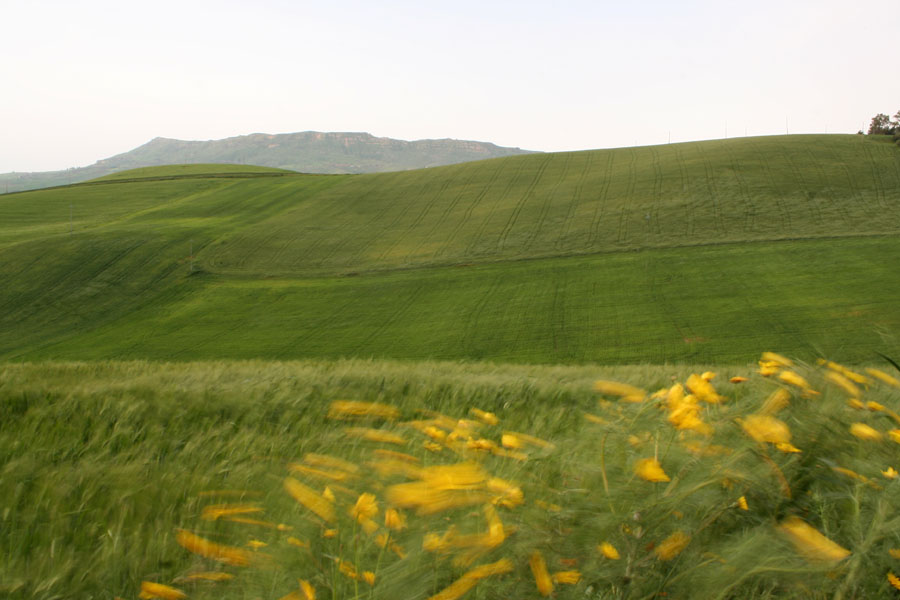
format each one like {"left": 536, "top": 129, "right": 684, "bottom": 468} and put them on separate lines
{"left": 3, "top": 358, "right": 900, "bottom": 599}
{"left": 4, "top": 135, "right": 900, "bottom": 599}
{"left": 1, "top": 134, "right": 899, "bottom": 364}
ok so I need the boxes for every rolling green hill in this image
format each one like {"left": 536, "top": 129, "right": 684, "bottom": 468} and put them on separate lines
{"left": 1, "top": 134, "right": 899, "bottom": 364}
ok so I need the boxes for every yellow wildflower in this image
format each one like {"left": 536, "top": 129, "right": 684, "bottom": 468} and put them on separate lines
{"left": 529, "top": 551, "right": 554, "bottom": 596}
{"left": 386, "top": 482, "right": 490, "bottom": 515}
{"left": 821, "top": 360, "right": 870, "bottom": 384}
{"left": 761, "top": 352, "right": 793, "bottom": 367}
{"left": 552, "top": 570, "right": 581, "bottom": 584}
{"left": 139, "top": 582, "right": 186, "bottom": 600}
{"left": 322, "top": 529, "right": 338, "bottom": 538}
{"left": 345, "top": 427, "right": 406, "bottom": 445}
{"left": 866, "top": 368, "right": 900, "bottom": 387}
{"left": 284, "top": 477, "right": 335, "bottom": 523}
{"left": 831, "top": 466, "right": 879, "bottom": 489}
{"left": 758, "top": 362, "right": 781, "bottom": 377}
{"left": 777, "top": 370, "right": 811, "bottom": 391}
{"left": 482, "top": 504, "right": 507, "bottom": 547}
{"left": 686, "top": 373, "right": 724, "bottom": 403}
{"left": 502, "top": 431, "right": 554, "bottom": 449}
{"left": 847, "top": 398, "right": 866, "bottom": 409}
{"left": 201, "top": 503, "right": 264, "bottom": 521}
{"left": 635, "top": 458, "right": 670, "bottom": 482}
{"left": 824, "top": 371, "right": 860, "bottom": 398}
{"left": 667, "top": 393, "right": 713, "bottom": 435}
{"left": 337, "top": 559, "right": 358, "bottom": 580}
{"left": 761, "top": 389, "right": 791, "bottom": 415}
{"left": 286, "top": 537, "right": 308, "bottom": 548}
{"left": 700, "top": 371, "right": 716, "bottom": 381}
{"left": 737, "top": 496, "right": 749, "bottom": 511}
{"left": 350, "top": 493, "right": 378, "bottom": 521}
{"left": 882, "top": 467, "right": 898, "bottom": 479}
{"left": 466, "top": 438, "right": 498, "bottom": 452}
{"left": 729, "top": 376, "right": 749, "bottom": 383}
{"left": 426, "top": 576, "right": 478, "bottom": 600}
{"left": 583, "top": 413, "right": 608, "bottom": 424}
{"left": 889, "top": 549, "right": 900, "bottom": 559}
{"left": 423, "top": 528, "right": 457, "bottom": 553}
{"left": 486, "top": 477, "right": 524, "bottom": 508}
{"left": 599, "top": 542, "right": 620, "bottom": 559}
{"left": 593, "top": 379, "right": 645, "bottom": 402}
{"left": 426, "top": 558, "right": 512, "bottom": 600}
{"left": 775, "top": 442, "right": 802, "bottom": 453}
{"left": 222, "top": 516, "right": 277, "bottom": 528}
{"left": 299, "top": 580, "right": 316, "bottom": 600}
{"left": 247, "top": 539, "right": 267, "bottom": 549}
{"left": 740, "top": 414, "right": 792, "bottom": 445}
{"left": 385, "top": 508, "right": 407, "bottom": 531}
{"left": 849, "top": 423, "right": 882, "bottom": 441}
{"left": 777, "top": 516, "right": 850, "bottom": 563}
{"left": 328, "top": 400, "right": 399, "bottom": 420}
{"left": 176, "top": 529, "right": 253, "bottom": 566}
{"left": 322, "top": 487, "right": 336, "bottom": 502}
{"left": 423, "top": 441, "right": 443, "bottom": 453}
{"left": 889, "top": 573, "right": 900, "bottom": 591}
{"left": 890, "top": 430, "right": 900, "bottom": 444}
{"left": 866, "top": 401, "right": 885, "bottom": 411}
{"left": 362, "top": 571, "right": 376, "bottom": 586}
{"left": 423, "top": 426, "right": 448, "bottom": 441}
{"left": 655, "top": 531, "right": 690, "bottom": 560}
{"left": 469, "top": 408, "right": 499, "bottom": 425}
{"left": 466, "top": 558, "right": 514, "bottom": 579}
{"left": 501, "top": 433, "right": 523, "bottom": 449}
{"left": 182, "top": 571, "right": 234, "bottom": 581}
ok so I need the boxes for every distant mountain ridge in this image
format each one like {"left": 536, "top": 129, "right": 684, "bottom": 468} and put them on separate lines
{"left": 0, "top": 131, "right": 536, "bottom": 193}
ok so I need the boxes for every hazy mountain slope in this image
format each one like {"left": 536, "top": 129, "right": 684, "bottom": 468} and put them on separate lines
{"left": 0, "top": 132, "right": 534, "bottom": 193}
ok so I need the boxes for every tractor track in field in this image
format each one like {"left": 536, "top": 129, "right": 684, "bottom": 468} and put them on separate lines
{"left": 495, "top": 153, "right": 555, "bottom": 252}
{"left": 521, "top": 153, "right": 572, "bottom": 253}
{"left": 555, "top": 152, "right": 594, "bottom": 251}
{"left": 412, "top": 162, "right": 483, "bottom": 261}
{"left": 587, "top": 150, "right": 615, "bottom": 249}
{"left": 373, "top": 170, "right": 459, "bottom": 264}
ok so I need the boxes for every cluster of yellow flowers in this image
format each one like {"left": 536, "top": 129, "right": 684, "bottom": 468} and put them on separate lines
{"left": 136, "top": 353, "right": 900, "bottom": 599}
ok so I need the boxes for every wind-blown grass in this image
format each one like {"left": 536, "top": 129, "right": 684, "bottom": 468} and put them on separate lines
{"left": 2, "top": 356, "right": 899, "bottom": 599}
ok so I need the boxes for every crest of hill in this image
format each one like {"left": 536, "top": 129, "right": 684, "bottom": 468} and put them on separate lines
{"left": 0, "top": 132, "right": 535, "bottom": 193}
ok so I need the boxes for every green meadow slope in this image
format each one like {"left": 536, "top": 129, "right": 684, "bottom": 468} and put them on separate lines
{"left": 1, "top": 134, "right": 899, "bottom": 364}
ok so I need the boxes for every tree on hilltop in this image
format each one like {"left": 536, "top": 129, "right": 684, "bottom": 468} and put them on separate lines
{"left": 867, "top": 113, "right": 894, "bottom": 135}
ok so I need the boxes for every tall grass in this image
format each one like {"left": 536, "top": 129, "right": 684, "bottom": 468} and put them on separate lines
{"left": 2, "top": 357, "right": 899, "bottom": 598}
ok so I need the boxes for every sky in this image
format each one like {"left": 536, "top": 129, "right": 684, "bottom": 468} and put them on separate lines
{"left": 2, "top": 0, "right": 898, "bottom": 173}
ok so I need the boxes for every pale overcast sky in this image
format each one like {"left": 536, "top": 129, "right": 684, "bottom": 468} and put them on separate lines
{"left": 1, "top": 0, "right": 897, "bottom": 173}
